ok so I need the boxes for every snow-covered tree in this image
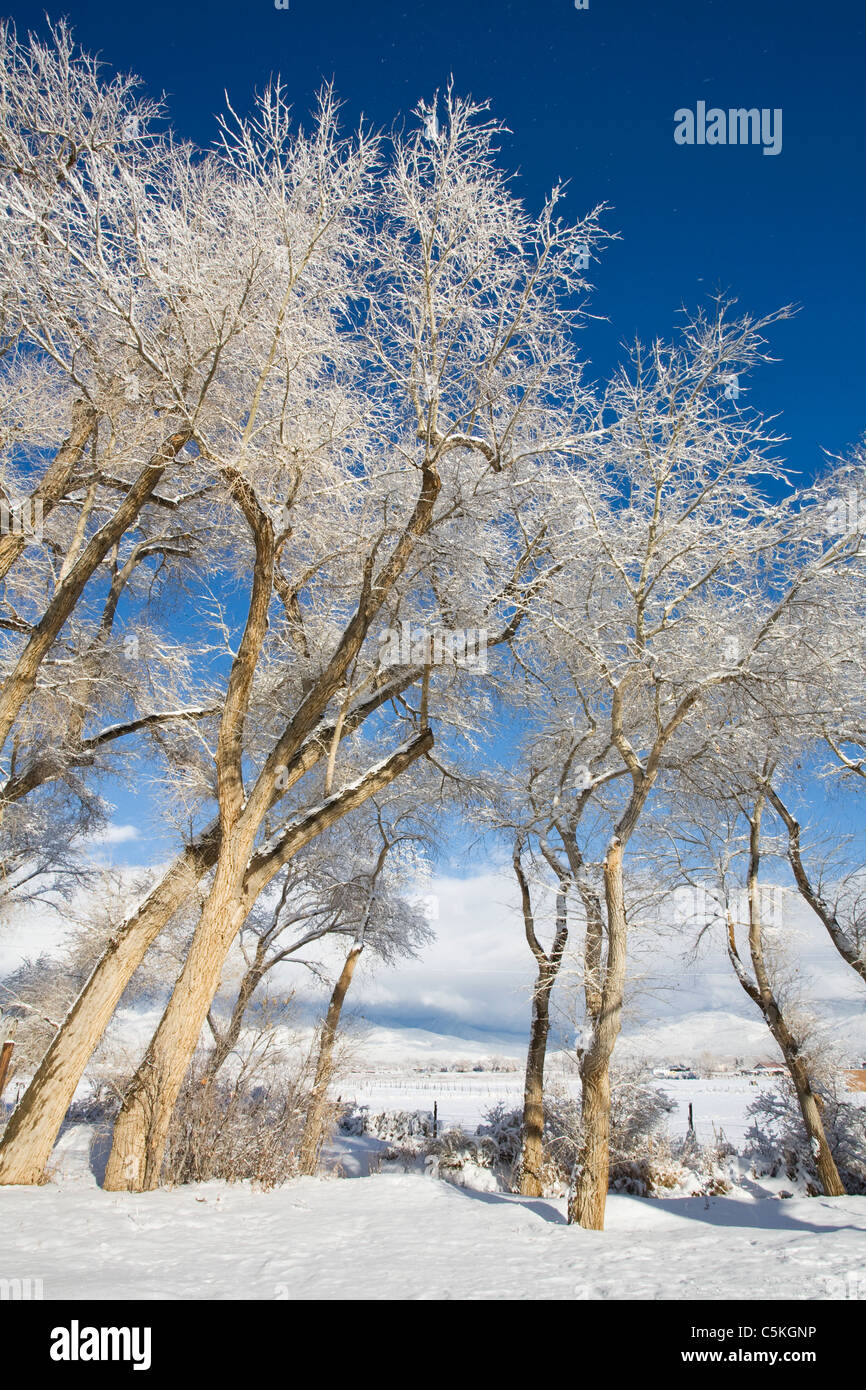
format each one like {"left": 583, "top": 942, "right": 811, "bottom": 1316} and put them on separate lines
{"left": 0, "top": 55, "right": 605, "bottom": 1189}
{"left": 508, "top": 302, "right": 863, "bottom": 1227}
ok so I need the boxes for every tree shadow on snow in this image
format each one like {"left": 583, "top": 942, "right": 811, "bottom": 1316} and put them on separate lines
{"left": 447, "top": 1186, "right": 568, "bottom": 1225}
{"left": 447, "top": 1183, "right": 859, "bottom": 1236}
{"left": 629, "top": 1191, "right": 863, "bottom": 1236}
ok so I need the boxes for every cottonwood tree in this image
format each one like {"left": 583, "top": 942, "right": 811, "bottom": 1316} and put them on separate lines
{"left": 477, "top": 748, "right": 608, "bottom": 1200}
{"left": 0, "top": 45, "right": 383, "bottom": 1181}
{"left": 659, "top": 447, "right": 866, "bottom": 991}
{"left": 490, "top": 695, "right": 667, "bottom": 1206}
{"left": 725, "top": 787, "right": 845, "bottom": 1196}
{"left": 645, "top": 542, "right": 866, "bottom": 1199}
{"left": 510, "top": 838, "right": 569, "bottom": 1196}
{"left": 660, "top": 762, "right": 848, "bottom": 1198}
{"left": 511, "top": 302, "right": 866, "bottom": 1227}
{"left": 756, "top": 454, "right": 866, "bottom": 987}
{"left": 90, "top": 88, "right": 604, "bottom": 1191}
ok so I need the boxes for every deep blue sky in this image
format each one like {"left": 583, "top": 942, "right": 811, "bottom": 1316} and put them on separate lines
{"left": 12, "top": 0, "right": 865, "bottom": 469}
{"left": 10, "top": 0, "right": 863, "bottom": 862}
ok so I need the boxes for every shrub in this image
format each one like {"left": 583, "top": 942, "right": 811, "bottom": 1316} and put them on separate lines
{"left": 337, "top": 1106, "right": 436, "bottom": 1147}
{"left": 162, "top": 1063, "right": 312, "bottom": 1188}
{"left": 745, "top": 1076, "right": 866, "bottom": 1194}
{"left": 335, "top": 1067, "right": 687, "bottom": 1196}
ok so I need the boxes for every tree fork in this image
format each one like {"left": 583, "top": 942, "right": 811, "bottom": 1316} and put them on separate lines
{"left": 103, "top": 730, "right": 432, "bottom": 1192}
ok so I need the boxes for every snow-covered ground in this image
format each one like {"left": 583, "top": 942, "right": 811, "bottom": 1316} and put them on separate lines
{"left": 2, "top": 1075, "right": 864, "bottom": 1301}
{"left": 3, "top": 897, "right": 863, "bottom": 1303}
{"left": 2, "top": 1150, "right": 864, "bottom": 1301}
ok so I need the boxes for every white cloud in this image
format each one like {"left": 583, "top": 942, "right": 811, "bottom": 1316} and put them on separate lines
{"left": 85, "top": 824, "right": 140, "bottom": 847}
{"left": 333, "top": 865, "right": 866, "bottom": 1061}
{"left": 4, "top": 855, "right": 865, "bottom": 1066}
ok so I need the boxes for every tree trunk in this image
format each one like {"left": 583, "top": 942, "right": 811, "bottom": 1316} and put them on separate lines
{"left": 569, "top": 838, "right": 627, "bottom": 1230}
{"left": 0, "top": 826, "right": 219, "bottom": 1185}
{"left": 103, "top": 853, "right": 250, "bottom": 1192}
{"left": 104, "top": 730, "right": 432, "bottom": 1192}
{"left": 298, "top": 945, "right": 363, "bottom": 1176}
{"left": 784, "top": 1044, "right": 846, "bottom": 1197}
{"left": 0, "top": 399, "right": 97, "bottom": 583}
{"left": 570, "top": 1064, "right": 611, "bottom": 1228}
{"left": 201, "top": 963, "right": 265, "bottom": 1090}
{"left": 730, "top": 947, "right": 846, "bottom": 1197}
{"left": 512, "top": 850, "right": 568, "bottom": 1198}
{"left": 729, "top": 917, "right": 846, "bottom": 1198}
{"left": 0, "top": 1041, "right": 14, "bottom": 1101}
{"left": 726, "top": 791, "right": 846, "bottom": 1199}
{"left": 0, "top": 688, "right": 421, "bottom": 1187}
{"left": 518, "top": 974, "right": 552, "bottom": 1196}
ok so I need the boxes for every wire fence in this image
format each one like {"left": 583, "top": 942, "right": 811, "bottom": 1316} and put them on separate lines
{"left": 337, "top": 1074, "right": 768, "bottom": 1141}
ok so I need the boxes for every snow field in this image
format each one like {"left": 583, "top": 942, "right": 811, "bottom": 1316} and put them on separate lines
{"left": 1, "top": 1167, "right": 864, "bottom": 1301}
{"left": 337, "top": 1073, "right": 787, "bottom": 1143}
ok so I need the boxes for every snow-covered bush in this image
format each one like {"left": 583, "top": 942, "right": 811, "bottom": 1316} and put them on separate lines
{"left": 355, "top": 1068, "right": 680, "bottom": 1196}
{"left": 470, "top": 1094, "right": 578, "bottom": 1192}
{"left": 474, "top": 1069, "right": 676, "bottom": 1187}
{"left": 609, "top": 1068, "right": 678, "bottom": 1162}
{"left": 611, "top": 1129, "right": 735, "bottom": 1198}
{"left": 335, "top": 1072, "right": 738, "bottom": 1198}
{"left": 476, "top": 1072, "right": 732, "bottom": 1198}
{"left": 336, "top": 1106, "right": 442, "bottom": 1172}
{"left": 337, "top": 1107, "right": 437, "bottom": 1147}
{"left": 745, "top": 1077, "right": 866, "bottom": 1194}
{"left": 163, "top": 1064, "right": 311, "bottom": 1188}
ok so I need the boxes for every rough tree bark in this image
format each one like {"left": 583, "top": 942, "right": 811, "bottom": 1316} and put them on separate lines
{"left": 569, "top": 838, "right": 627, "bottom": 1229}
{"left": 0, "top": 399, "right": 98, "bottom": 582}
{"left": 297, "top": 943, "right": 364, "bottom": 1176}
{"left": 0, "top": 1040, "right": 14, "bottom": 1101}
{"left": 727, "top": 791, "right": 845, "bottom": 1198}
{"left": 102, "top": 730, "right": 432, "bottom": 1191}
{"left": 0, "top": 675, "right": 416, "bottom": 1186}
{"left": 0, "top": 826, "right": 219, "bottom": 1184}
{"left": 513, "top": 848, "right": 568, "bottom": 1197}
